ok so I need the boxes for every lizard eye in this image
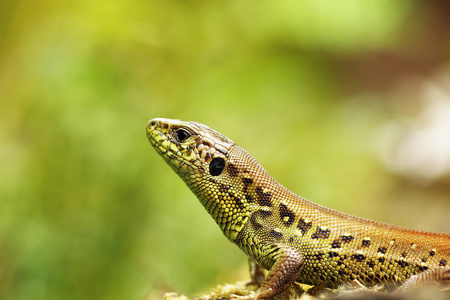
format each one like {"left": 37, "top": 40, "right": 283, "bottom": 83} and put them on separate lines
{"left": 209, "top": 157, "right": 225, "bottom": 176}
{"left": 175, "top": 129, "right": 190, "bottom": 142}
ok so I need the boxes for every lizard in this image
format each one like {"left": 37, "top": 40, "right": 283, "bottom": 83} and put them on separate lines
{"left": 146, "top": 118, "right": 450, "bottom": 299}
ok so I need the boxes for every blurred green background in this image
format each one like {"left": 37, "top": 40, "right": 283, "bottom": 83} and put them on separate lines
{"left": 1, "top": 0, "right": 450, "bottom": 299}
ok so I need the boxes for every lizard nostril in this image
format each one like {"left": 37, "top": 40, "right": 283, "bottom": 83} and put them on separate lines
{"left": 149, "top": 120, "right": 157, "bottom": 128}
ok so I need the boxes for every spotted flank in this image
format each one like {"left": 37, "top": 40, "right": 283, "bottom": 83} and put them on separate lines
{"left": 146, "top": 118, "right": 450, "bottom": 299}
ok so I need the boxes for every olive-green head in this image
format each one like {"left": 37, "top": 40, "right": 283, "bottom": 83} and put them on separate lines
{"left": 146, "top": 118, "right": 251, "bottom": 241}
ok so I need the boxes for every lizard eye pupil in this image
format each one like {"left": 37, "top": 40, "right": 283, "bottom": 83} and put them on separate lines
{"left": 176, "top": 129, "right": 190, "bottom": 142}
{"left": 209, "top": 157, "right": 225, "bottom": 176}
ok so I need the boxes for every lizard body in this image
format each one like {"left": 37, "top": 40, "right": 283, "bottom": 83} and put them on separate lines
{"left": 146, "top": 118, "right": 450, "bottom": 298}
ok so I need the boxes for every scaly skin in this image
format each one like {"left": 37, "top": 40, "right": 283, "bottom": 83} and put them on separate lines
{"left": 146, "top": 118, "right": 450, "bottom": 299}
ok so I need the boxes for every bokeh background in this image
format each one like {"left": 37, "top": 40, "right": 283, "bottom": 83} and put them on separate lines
{"left": 1, "top": 1, "right": 450, "bottom": 299}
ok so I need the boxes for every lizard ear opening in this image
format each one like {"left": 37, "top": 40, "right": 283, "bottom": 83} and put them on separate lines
{"left": 209, "top": 157, "right": 225, "bottom": 176}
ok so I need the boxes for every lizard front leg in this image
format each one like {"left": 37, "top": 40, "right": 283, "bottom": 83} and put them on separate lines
{"left": 255, "top": 244, "right": 304, "bottom": 299}
{"left": 248, "top": 258, "right": 265, "bottom": 286}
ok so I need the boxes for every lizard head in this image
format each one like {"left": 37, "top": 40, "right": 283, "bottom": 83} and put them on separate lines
{"left": 146, "top": 118, "right": 251, "bottom": 241}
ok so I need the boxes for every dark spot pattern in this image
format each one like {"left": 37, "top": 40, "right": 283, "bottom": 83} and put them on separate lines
{"left": 227, "top": 163, "right": 239, "bottom": 177}
{"left": 367, "top": 260, "right": 375, "bottom": 268}
{"left": 328, "top": 252, "right": 339, "bottom": 258}
{"left": 429, "top": 250, "right": 435, "bottom": 256}
{"left": 241, "top": 178, "right": 254, "bottom": 203}
{"left": 297, "top": 218, "right": 312, "bottom": 235}
{"left": 378, "top": 257, "right": 385, "bottom": 263}
{"left": 256, "top": 187, "right": 272, "bottom": 207}
{"left": 422, "top": 258, "right": 427, "bottom": 263}
{"left": 362, "top": 239, "right": 371, "bottom": 247}
{"left": 219, "top": 184, "right": 230, "bottom": 193}
{"left": 225, "top": 189, "right": 244, "bottom": 209}
{"left": 396, "top": 260, "right": 409, "bottom": 268}
{"left": 351, "top": 254, "right": 366, "bottom": 262}
{"left": 418, "top": 265, "right": 429, "bottom": 272}
{"left": 378, "top": 247, "right": 387, "bottom": 254}
{"left": 245, "top": 194, "right": 254, "bottom": 203}
{"left": 232, "top": 195, "right": 244, "bottom": 209}
{"left": 440, "top": 259, "right": 447, "bottom": 267}
{"left": 315, "top": 252, "right": 324, "bottom": 260}
{"left": 279, "top": 203, "right": 295, "bottom": 226}
{"left": 331, "top": 239, "right": 341, "bottom": 249}
{"left": 311, "top": 227, "right": 330, "bottom": 239}
{"left": 341, "top": 235, "right": 354, "bottom": 243}
{"left": 402, "top": 253, "right": 407, "bottom": 258}
{"left": 242, "top": 178, "right": 253, "bottom": 185}
{"left": 270, "top": 229, "right": 283, "bottom": 240}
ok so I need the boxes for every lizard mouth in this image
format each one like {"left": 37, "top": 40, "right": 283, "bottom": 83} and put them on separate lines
{"left": 146, "top": 119, "right": 198, "bottom": 174}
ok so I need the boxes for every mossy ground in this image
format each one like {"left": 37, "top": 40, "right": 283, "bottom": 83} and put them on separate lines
{"left": 162, "top": 280, "right": 450, "bottom": 300}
